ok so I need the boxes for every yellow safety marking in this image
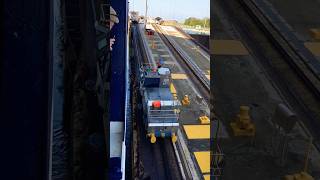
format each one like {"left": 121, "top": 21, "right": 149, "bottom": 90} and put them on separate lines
{"left": 170, "top": 83, "right": 177, "bottom": 94}
{"left": 183, "top": 125, "right": 210, "bottom": 139}
{"left": 171, "top": 73, "right": 188, "bottom": 80}
{"left": 204, "top": 175, "right": 210, "bottom": 180}
{"left": 205, "top": 75, "right": 210, "bottom": 80}
{"left": 284, "top": 172, "right": 314, "bottom": 180}
{"left": 309, "top": 28, "right": 320, "bottom": 40}
{"left": 210, "top": 39, "right": 249, "bottom": 55}
{"left": 304, "top": 42, "right": 320, "bottom": 56}
{"left": 194, "top": 151, "right": 210, "bottom": 173}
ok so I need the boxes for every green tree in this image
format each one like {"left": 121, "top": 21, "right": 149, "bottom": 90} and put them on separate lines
{"left": 184, "top": 17, "right": 210, "bottom": 28}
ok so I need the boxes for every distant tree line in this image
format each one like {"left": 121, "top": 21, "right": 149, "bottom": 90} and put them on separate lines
{"left": 184, "top": 17, "right": 210, "bottom": 28}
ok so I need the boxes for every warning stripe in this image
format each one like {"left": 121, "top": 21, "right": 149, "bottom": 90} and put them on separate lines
{"left": 194, "top": 151, "right": 210, "bottom": 173}
{"left": 183, "top": 125, "right": 210, "bottom": 139}
{"left": 171, "top": 73, "right": 188, "bottom": 80}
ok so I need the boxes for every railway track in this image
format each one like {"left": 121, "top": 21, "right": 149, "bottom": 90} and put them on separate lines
{"left": 153, "top": 24, "right": 215, "bottom": 179}
{"left": 174, "top": 26, "right": 210, "bottom": 54}
{"left": 153, "top": 24, "right": 210, "bottom": 102}
{"left": 131, "top": 24, "right": 183, "bottom": 180}
{"left": 216, "top": 0, "right": 320, "bottom": 150}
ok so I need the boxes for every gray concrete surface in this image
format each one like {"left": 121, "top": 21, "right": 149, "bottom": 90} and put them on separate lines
{"left": 213, "top": 0, "right": 320, "bottom": 179}
{"left": 267, "top": 0, "right": 320, "bottom": 41}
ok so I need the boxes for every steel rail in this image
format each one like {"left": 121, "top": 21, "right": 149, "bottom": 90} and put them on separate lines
{"left": 132, "top": 24, "right": 183, "bottom": 180}
{"left": 153, "top": 24, "right": 210, "bottom": 102}
{"left": 155, "top": 24, "right": 210, "bottom": 91}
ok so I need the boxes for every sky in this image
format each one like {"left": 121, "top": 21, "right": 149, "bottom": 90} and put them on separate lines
{"left": 129, "top": 0, "right": 210, "bottom": 23}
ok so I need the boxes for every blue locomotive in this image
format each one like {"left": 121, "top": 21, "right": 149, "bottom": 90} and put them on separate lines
{"left": 139, "top": 64, "right": 180, "bottom": 143}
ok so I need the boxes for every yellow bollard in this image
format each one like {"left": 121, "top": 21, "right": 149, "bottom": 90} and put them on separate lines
{"left": 181, "top": 95, "right": 190, "bottom": 106}
{"left": 171, "top": 133, "right": 177, "bottom": 143}
{"left": 230, "top": 106, "right": 255, "bottom": 136}
{"left": 199, "top": 116, "right": 210, "bottom": 124}
{"left": 150, "top": 133, "right": 156, "bottom": 143}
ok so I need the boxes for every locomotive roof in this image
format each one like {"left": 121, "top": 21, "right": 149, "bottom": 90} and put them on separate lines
{"left": 145, "top": 87, "right": 173, "bottom": 101}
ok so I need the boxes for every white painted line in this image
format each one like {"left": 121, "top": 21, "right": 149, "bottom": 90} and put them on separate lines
{"left": 140, "top": 25, "right": 156, "bottom": 66}
{"left": 148, "top": 123, "right": 179, "bottom": 127}
{"left": 173, "top": 141, "right": 187, "bottom": 180}
{"left": 177, "top": 129, "right": 200, "bottom": 179}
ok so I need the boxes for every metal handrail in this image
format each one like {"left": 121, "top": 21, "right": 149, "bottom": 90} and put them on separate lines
{"left": 148, "top": 114, "right": 179, "bottom": 118}
{"left": 211, "top": 143, "right": 224, "bottom": 177}
{"left": 148, "top": 109, "right": 179, "bottom": 119}
{"left": 138, "top": 25, "right": 156, "bottom": 65}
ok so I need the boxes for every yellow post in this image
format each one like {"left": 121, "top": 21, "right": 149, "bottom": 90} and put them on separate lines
{"left": 181, "top": 95, "right": 190, "bottom": 106}
{"left": 230, "top": 106, "right": 255, "bottom": 136}
{"left": 199, "top": 116, "right": 210, "bottom": 124}
{"left": 150, "top": 133, "right": 156, "bottom": 143}
{"left": 171, "top": 133, "right": 177, "bottom": 143}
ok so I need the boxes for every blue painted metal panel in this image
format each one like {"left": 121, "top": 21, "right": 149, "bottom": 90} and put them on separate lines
{"left": 109, "top": 0, "right": 129, "bottom": 179}
{"left": 109, "top": 157, "right": 122, "bottom": 179}
{"left": 110, "top": 0, "right": 128, "bottom": 122}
